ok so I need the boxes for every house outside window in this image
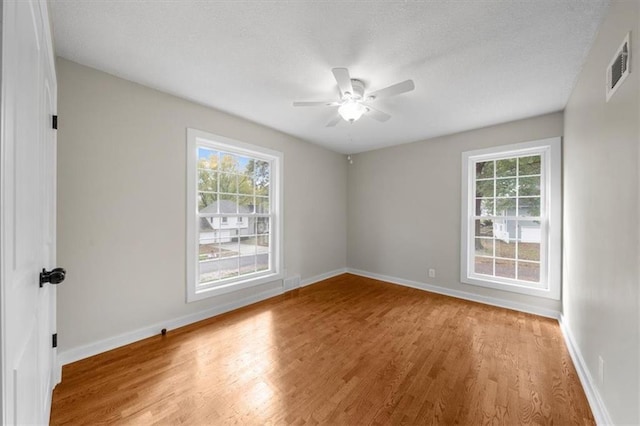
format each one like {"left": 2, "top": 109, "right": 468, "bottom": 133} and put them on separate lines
{"left": 186, "top": 128, "right": 283, "bottom": 301}
{"left": 461, "top": 137, "right": 561, "bottom": 299}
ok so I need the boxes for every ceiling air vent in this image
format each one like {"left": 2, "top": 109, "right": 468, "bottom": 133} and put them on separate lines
{"left": 606, "top": 32, "right": 631, "bottom": 102}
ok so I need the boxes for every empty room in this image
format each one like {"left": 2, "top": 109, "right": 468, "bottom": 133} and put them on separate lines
{"left": 1, "top": 0, "right": 639, "bottom": 424}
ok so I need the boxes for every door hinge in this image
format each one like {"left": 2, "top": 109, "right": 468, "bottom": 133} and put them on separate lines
{"left": 52, "top": 115, "right": 58, "bottom": 130}
{"left": 52, "top": 333, "right": 57, "bottom": 348}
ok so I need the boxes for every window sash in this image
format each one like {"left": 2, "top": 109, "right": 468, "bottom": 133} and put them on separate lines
{"left": 467, "top": 216, "right": 548, "bottom": 289}
{"left": 460, "top": 138, "right": 561, "bottom": 300}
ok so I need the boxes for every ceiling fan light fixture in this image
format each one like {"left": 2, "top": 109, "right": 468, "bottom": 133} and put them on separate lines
{"left": 293, "top": 68, "right": 415, "bottom": 126}
{"left": 338, "top": 100, "right": 366, "bottom": 123}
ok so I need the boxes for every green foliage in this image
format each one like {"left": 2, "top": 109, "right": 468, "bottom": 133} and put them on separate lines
{"left": 197, "top": 152, "right": 270, "bottom": 211}
{"left": 519, "top": 155, "right": 541, "bottom": 175}
{"left": 474, "top": 154, "right": 542, "bottom": 217}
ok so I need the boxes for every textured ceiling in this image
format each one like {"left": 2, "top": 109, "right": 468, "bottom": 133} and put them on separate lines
{"left": 50, "top": 0, "right": 609, "bottom": 154}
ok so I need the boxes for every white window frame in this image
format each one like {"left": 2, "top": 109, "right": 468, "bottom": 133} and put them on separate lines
{"left": 186, "top": 128, "right": 283, "bottom": 302}
{"left": 460, "top": 137, "right": 561, "bottom": 300}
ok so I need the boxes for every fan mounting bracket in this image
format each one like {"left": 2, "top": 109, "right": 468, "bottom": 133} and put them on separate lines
{"left": 344, "top": 79, "right": 365, "bottom": 100}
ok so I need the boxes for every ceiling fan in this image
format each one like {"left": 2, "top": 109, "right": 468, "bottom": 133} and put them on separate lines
{"left": 293, "top": 68, "right": 415, "bottom": 127}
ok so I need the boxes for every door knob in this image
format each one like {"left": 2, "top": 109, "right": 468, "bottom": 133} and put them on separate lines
{"left": 40, "top": 267, "right": 66, "bottom": 287}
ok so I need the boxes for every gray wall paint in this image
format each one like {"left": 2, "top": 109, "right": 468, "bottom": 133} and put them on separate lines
{"left": 563, "top": 1, "right": 639, "bottom": 423}
{"left": 347, "top": 112, "right": 563, "bottom": 313}
{"left": 56, "top": 58, "right": 347, "bottom": 352}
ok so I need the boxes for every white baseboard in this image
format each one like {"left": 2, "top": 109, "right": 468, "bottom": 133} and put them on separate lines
{"left": 56, "top": 286, "right": 283, "bottom": 369}
{"left": 300, "top": 268, "right": 348, "bottom": 287}
{"left": 559, "top": 315, "right": 613, "bottom": 425}
{"left": 346, "top": 268, "right": 560, "bottom": 319}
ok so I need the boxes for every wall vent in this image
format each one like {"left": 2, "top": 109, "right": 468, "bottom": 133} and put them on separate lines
{"left": 606, "top": 32, "right": 631, "bottom": 102}
{"left": 283, "top": 275, "right": 300, "bottom": 292}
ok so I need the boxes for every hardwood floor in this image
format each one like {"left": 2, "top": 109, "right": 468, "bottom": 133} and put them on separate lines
{"left": 50, "top": 274, "right": 594, "bottom": 425}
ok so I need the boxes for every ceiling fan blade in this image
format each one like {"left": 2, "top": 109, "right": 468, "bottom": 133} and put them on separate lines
{"left": 293, "top": 101, "right": 339, "bottom": 107}
{"left": 326, "top": 115, "right": 342, "bottom": 127}
{"left": 364, "top": 105, "right": 391, "bottom": 122}
{"left": 332, "top": 68, "right": 354, "bottom": 97}
{"left": 367, "top": 80, "right": 415, "bottom": 100}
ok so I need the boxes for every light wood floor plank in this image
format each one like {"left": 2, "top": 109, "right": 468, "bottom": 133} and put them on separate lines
{"left": 50, "top": 274, "right": 594, "bottom": 425}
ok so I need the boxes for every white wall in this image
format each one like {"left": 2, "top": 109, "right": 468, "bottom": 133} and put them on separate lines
{"left": 563, "top": 1, "right": 639, "bottom": 423}
{"left": 56, "top": 59, "right": 347, "bottom": 357}
{"left": 347, "top": 112, "right": 563, "bottom": 315}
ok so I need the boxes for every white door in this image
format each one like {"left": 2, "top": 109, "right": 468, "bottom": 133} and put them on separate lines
{"left": 1, "top": 0, "right": 58, "bottom": 424}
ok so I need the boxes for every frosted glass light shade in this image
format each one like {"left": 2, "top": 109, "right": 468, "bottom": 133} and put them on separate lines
{"left": 338, "top": 100, "right": 366, "bottom": 122}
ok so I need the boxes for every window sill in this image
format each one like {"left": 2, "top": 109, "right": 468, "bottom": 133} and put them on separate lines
{"left": 462, "top": 275, "right": 559, "bottom": 300}
{"left": 187, "top": 271, "right": 283, "bottom": 302}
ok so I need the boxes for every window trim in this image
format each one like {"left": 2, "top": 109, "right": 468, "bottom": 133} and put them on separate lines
{"left": 186, "top": 128, "right": 283, "bottom": 302}
{"left": 460, "top": 137, "right": 561, "bottom": 300}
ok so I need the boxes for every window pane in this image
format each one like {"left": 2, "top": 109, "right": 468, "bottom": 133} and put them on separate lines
{"left": 519, "top": 176, "right": 540, "bottom": 196}
{"left": 254, "top": 160, "right": 270, "bottom": 196}
{"left": 199, "top": 241, "right": 216, "bottom": 260}
{"left": 198, "top": 170, "right": 217, "bottom": 192}
{"left": 239, "top": 238, "right": 258, "bottom": 276}
{"left": 495, "top": 239, "right": 516, "bottom": 259}
{"left": 518, "top": 241, "right": 540, "bottom": 261}
{"left": 519, "top": 221, "right": 541, "bottom": 244}
{"left": 474, "top": 238, "right": 493, "bottom": 256}
{"left": 256, "top": 234, "right": 270, "bottom": 272}
{"left": 496, "top": 158, "right": 517, "bottom": 177}
{"left": 475, "top": 180, "right": 494, "bottom": 198}
{"left": 495, "top": 198, "right": 516, "bottom": 216}
{"left": 219, "top": 153, "right": 240, "bottom": 173}
{"left": 492, "top": 218, "right": 514, "bottom": 242}
{"left": 495, "top": 259, "right": 516, "bottom": 279}
{"left": 198, "top": 148, "right": 218, "bottom": 170}
{"left": 199, "top": 241, "right": 220, "bottom": 283}
{"left": 219, "top": 194, "right": 238, "bottom": 214}
{"left": 474, "top": 256, "right": 493, "bottom": 275}
{"left": 217, "top": 172, "right": 236, "bottom": 194}
{"left": 199, "top": 216, "right": 215, "bottom": 238}
{"left": 257, "top": 256, "right": 269, "bottom": 272}
{"left": 256, "top": 217, "right": 270, "bottom": 234}
{"left": 496, "top": 178, "right": 517, "bottom": 197}
{"left": 475, "top": 219, "right": 494, "bottom": 237}
{"left": 199, "top": 266, "right": 220, "bottom": 283}
{"left": 236, "top": 155, "right": 251, "bottom": 171}
{"left": 218, "top": 238, "right": 240, "bottom": 280}
{"left": 198, "top": 193, "right": 218, "bottom": 212}
{"left": 239, "top": 195, "right": 254, "bottom": 213}
{"left": 518, "top": 261, "right": 540, "bottom": 282}
{"left": 476, "top": 161, "right": 494, "bottom": 179}
{"left": 238, "top": 173, "right": 254, "bottom": 195}
{"left": 519, "top": 155, "right": 541, "bottom": 176}
{"left": 229, "top": 174, "right": 240, "bottom": 194}
{"left": 256, "top": 196, "right": 269, "bottom": 214}
{"left": 518, "top": 197, "right": 540, "bottom": 217}
{"left": 477, "top": 199, "right": 494, "bottom": 216}
{"left": 199, "top": 236, "right": 242, "bottom": 283}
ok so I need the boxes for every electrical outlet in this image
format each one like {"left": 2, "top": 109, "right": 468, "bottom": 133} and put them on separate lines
{"left": 598, "top": 356, "right": 604, "bottom": 384}
{"left": 428, "top": 268, "right": 436, "bottom": 278}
